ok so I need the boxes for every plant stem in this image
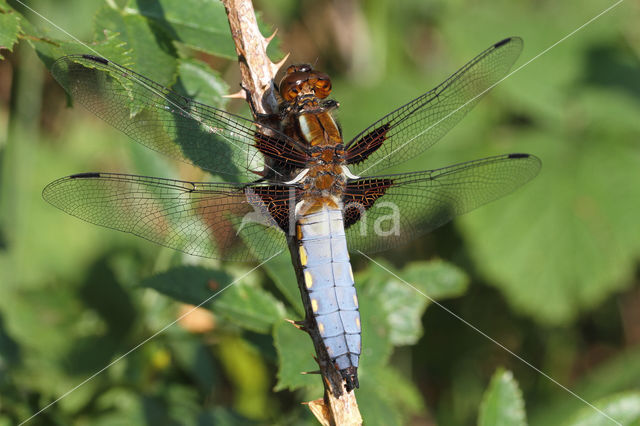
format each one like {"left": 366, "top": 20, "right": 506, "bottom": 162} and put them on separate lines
{"left": 221, "top": 1, "right": 362, "bottom": 424}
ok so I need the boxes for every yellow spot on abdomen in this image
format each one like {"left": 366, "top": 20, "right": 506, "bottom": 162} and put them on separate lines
{"left": 304, "top": 271, "right": 313, "bottom": 289}
{"left": 349, "top": 266, "right": 354, "bottom": 282}
{"left": 318, "top": 322, "right": 325, "bottom": 334}
{"left": 355, "top": 317, "right": 361, "bottom": 331}
{"left": 311, "top": 299, "right": 319, "bottom": 313}
{"left": 299, "top": 245, "right": 308, "bottom": 266}
{"left": 353, "top": 294, "right": 359, "bottom": 308}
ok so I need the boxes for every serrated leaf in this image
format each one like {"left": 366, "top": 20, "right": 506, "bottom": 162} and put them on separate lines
{"left": 0, "top": 2, "right": 21, "bottom": 59}
{"left": 461, "top": 122, "right": 640, "bottom": 324}
{"left": 272, "top": 320, "right": 319, "bottom": 392}
{"left": 441, "top": 32, "right": 640, "bottom": 325}
{"left": 177, "top": 58, "right": 229, "bottom": 108}
{"left": 377, "top": 260, "right": 468, "bottom": 345}
{"left": 566, "top": 392, "right": 640, "bottom": 426}
{"left": 31, "top": 30, "right": 130, "bottom": 72}
{"left": 95, "top": 5, "right": 177, "bottom": 85}
{"left": 262, "top": 251, "right": 303, "bottom": 315}
{"left": 214, "top": 277, "right": 286, "bottom": 334}
{"left": 8, "top": 4, "right": 130, "bottom": 70}
{"left": 478, "top": 368, "right": 527, "bottom": 426}
{"left": 130, "top": 0, "right": 236, "bottom": 59}
{"left": 141, "top": 266, "right": 285, "bottom": 334}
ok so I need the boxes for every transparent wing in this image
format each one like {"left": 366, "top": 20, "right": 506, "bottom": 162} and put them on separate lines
{"left": 51, "top": 55, "right": 309, "bottom": 179}
{"left": 345, "top": 37, "right": 523, "bottom": 175}
{"left": 42, "top": 172, "right": 295, "bottom": 261}
{"left": 343, "top": 153, "right": 541, "bottom": 253}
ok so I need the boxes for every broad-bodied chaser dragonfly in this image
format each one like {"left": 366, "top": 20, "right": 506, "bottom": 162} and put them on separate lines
{"left": 44, "top": 37, "right": 540, "bottom": 391}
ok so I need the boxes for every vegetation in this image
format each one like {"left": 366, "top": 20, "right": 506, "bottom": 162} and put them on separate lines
{"left": 0, "top": 0, "right": 639, "bottom": 424}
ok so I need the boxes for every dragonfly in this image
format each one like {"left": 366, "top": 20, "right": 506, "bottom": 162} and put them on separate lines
{"left": 43, "top": 36, "right": 540, "bottom": 392}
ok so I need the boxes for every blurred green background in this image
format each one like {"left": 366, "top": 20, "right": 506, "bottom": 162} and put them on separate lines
{"left": 1, "top": 0, "right": 640, "bottom": 424}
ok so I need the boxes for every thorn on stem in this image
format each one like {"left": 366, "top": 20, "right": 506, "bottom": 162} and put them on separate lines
{"left": 285, "top": 318, "right": 307, "bottom": 331}
{"left": 271, "top": 52, "right": 290, "bottom": 75}
{"left": 223, "top": 89, "right": 247, "bottom": 99}
{"left": 265, "top": 28, "right": 278, "bottom": 44}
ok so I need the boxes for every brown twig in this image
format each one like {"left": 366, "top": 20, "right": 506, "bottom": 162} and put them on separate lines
{"left": 222, "top": 0, "right": 287, "bottom": 117}
{"left": 222, "top": 1, "right": 362, "bottom": 424}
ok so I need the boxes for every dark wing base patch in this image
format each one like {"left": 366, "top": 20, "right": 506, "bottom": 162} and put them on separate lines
{"left": 247, "top": 184, "right": 298, "bottom": 233}
{"left": 345, "top": 123, "right": 390, "bottom": 165}
{"left": 342, "top": 178, "right": 393, "bottom": 228}
{"left": 254, "top": 132, "right": 308, "bottom": 175}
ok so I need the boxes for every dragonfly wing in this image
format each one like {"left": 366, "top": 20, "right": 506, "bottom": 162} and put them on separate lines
{"left": 345, "top": 37, "right": 523, "bottom": 175}
{"left": 42, "top": 172, "right": 294, "bottom": 261}
{"left": 51, "top": 55, "right": 309, "bottom": 179}
{"left": 343, "top": 153, "right": 541, "bottom": 253}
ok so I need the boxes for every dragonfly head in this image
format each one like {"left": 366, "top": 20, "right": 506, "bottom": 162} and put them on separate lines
{"left": 279, "top": 64, "right": 332, "bottom": 102}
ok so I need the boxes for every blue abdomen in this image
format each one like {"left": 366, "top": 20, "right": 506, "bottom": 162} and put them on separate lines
{"left": 296, "top": 205, "right": 361, "bottom": 388}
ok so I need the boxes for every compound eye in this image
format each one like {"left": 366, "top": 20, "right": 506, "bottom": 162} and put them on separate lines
{"left": 313, "top": 73, "right": 332, "bottom": 99}
{"left": 285, "top": 65, "right": 298, "bottom": 75}
{"left": 279, "top": 77, "right": 303, "bottom": 101}
{"left": 285, "top": 64, "right": 312, "bottom": 74}
{"left": 284, "top": 87, "right": 300, "bottom": 101}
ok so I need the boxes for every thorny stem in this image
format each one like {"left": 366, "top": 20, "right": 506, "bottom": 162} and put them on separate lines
{"left": 221, "top": 0, "right": 362, "bottom": 424}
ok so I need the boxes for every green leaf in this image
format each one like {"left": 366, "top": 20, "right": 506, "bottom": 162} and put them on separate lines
{"left": 141, "top": 266, "right": 285, "bottom": 334}
{"left": 214, "top": 276, "right": 286, "bottom": 334}
{"left": 357, "top": 365, "right": 427, "bottom": 426}
{"left": 30, "top": 30, "right": 130, "bottom": 71}
{"left": 445, "top": 32, "right": 640, "bottom": 325}
{"left": 357, "top": 381, "right": 404, "bottom": 426}
{"left": 359, "top": 270, "right": 393, "bottom": 369}
{"left": 95, "top": 5, "right": 177, "bottom": 85}
{"left": 0, "top": 2, "right": 21, "bottom": 59}
{"left": 131, "top": 0, "right": 237, "bottom": 59}
{"left": 566, "top": 392, "right": 640, "bottom": 426}
{"left": 0, "top": 313, "right": 20, "bottom": 369}
{"left": 93, "top": 388, "right": 146, "bottom": 424}
{"left": 478, "top": 368, "right": 527, "bottom": 426}
{"left": 140, "top": 265, "right": 233, "bottom": 305}
{"left": 461, "top": 122, "right": 640, "bottom": 324}
{"left": 177, "top": 57, "right": 229, "bottom": 108}
{"left": 168, "top": 336, "right": 221, "bottom": 393}
{"left": 215, "top": 336, "right": 271, "bottom": 419}
{"left": 359, "top": 365, "right": 426, "bottom": 426}
{"left": 197, "top": 407, "right": 259, "bottom": 426}
{"left": 262, "top": 251, "right": 304, "bottom": 315}
{"left": 380, "top": 260, "right": 469, "bottom": 345}
{"left": 272, "top": 319, "right": 320, "bottom": 392}
{"left": 531, "top": 346, "right": 640, "bottom": 426}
